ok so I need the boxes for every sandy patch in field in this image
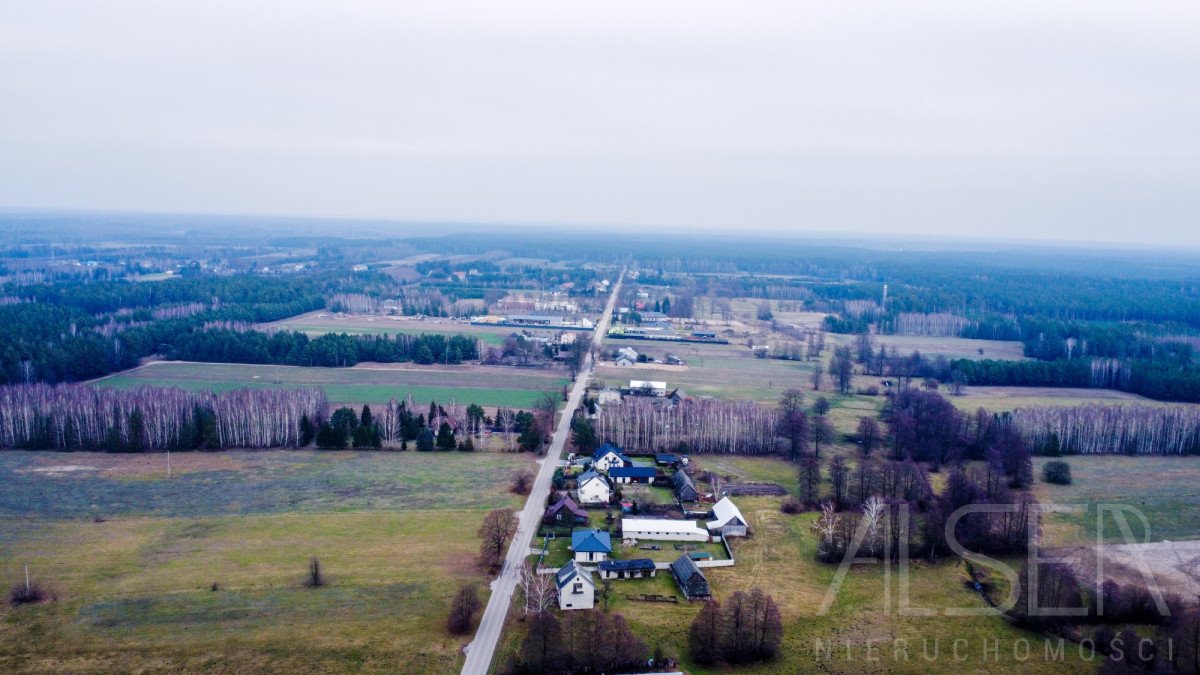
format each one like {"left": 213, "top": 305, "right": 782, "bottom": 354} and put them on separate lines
{"left": 1057, "top": 540, "right": 1200, "bottom": 601}
{"left": 21, "top": 464, "right": 99, "bottom": 474}
{"left": 17, "top": 452, "right": 252, "bottom": 478}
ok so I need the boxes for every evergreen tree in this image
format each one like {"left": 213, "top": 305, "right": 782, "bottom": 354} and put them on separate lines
{"left": 416, "top": 427, "right": 435, "bottom": 451}
{"left": 299, "top": 414, "right": 316, "bottom": 447}
{"left": 436, "top": 421, "right": 456, "bottom": 450}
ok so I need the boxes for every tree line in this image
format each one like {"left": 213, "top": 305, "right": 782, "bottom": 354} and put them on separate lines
{"left": 1012, "top": 404, "right": 1200, "bottom": 456}
{"left": 167, "top": 329, "right": 480, "bottom": 367}
{"left": 0, "top": 383, "right": 326, "bottom": 451}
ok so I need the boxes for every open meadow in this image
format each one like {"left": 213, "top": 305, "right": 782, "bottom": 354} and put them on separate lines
{"left": 844, "top": 333, "right": 1027, "bottom": 361}
{"left": 259, "top": 311, "right": 524, "bottom": 346}
{"left": 596, "top": 341, "right": 818, "bottom": 402}
{"left": 1033, "top": 455, "right": 1200, "bottom": 547}
{"left": 90, "top": 361, "right": 569, "bottom": 409}
{"left": 0, "top": 450, "right": 536, "bottom": 673}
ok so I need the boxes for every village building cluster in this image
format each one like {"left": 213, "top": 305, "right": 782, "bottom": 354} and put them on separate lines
{"left": 540, "top": 441, "right": 746, "bottom": 610}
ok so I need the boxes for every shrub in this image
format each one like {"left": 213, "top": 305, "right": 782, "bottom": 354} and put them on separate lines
{"left": 446, "top": 583, "right": 482, "bottom": 634}
{"left": 304, "top": 557, "right": 326, "bottom": 588}
{"left": 510, "top": 469, "right": 534, "bottom": 495}
{"left": 10, "top": 579, "right": 53, "bottom": 606}
{"left": 780, "top": 497, "right": 803, "bottom": 514}
{"left": 1042, "top": 461, "right": 1072, "bottom": 485}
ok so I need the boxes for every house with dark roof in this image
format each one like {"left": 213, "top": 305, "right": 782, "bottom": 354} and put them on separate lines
{"left": 670, "top": 554, "right": 711, "bottom": 599}
{"left": 556, "top": 561, "right": 595, "bottom": 610}
{"left": 672, "top": 470, "right": 700, "bottom": 502}
{"left": 571, "top": 529, "right": 613, "bottom": 563}
{"left": 577, "top": 470, "right": 611, "bottom": 505}
{"left": 609, "top": 466, "right": 656, "bottom": 484}
{"left": 544, "top": 494, "right": 589, "bottom": 526}
{"left": 598, "top": 558, "right": 657, "bottom": 580}
{"left": 655, "top": 453, "right": 680, "bottom": 466}
{"left": 592, "top": 443, "right": 633, "bottom": 473}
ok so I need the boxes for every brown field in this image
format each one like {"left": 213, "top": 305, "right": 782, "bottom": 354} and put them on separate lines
{"left": 948, "top": 386, "right": 1169, "bottom": 412}
{"left": 825, "top": 332, "right": 1027, "bottom": 361}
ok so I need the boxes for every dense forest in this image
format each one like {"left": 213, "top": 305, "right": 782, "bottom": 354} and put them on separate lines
{"left": 0, "top": 273, "right": 486, "bottom": 383}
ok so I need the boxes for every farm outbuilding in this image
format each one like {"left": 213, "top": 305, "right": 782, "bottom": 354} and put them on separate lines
{"left": 597, "top": 558, "right": 657, "bottom": 580}
{"left": 672, "top": 470, "right": 700, "bottom": 501}
{"left": 706, "top": 497, "right": 748, "bottom": 537}
{"left": 670, "top": 554, "right": 711, "bottom": 599}
{"left": 621, "top": 517, "right": 709, "bottom": 542}
{"left": 609, "top": 466, "right": 656, "bottom": 484}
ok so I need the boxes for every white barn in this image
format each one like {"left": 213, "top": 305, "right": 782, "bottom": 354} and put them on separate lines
{"left": 706, "top": 496, "right": 748, "bottom": 537}
{"left": 621, "top": 517, "right": 709, "bottom": 542}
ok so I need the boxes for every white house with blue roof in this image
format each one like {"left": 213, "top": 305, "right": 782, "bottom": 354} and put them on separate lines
{"left": 592, "top": 443, "right": 632, "bottom": 473}
{"left": 571, "top": 529, "right": 612, "bottom": 563}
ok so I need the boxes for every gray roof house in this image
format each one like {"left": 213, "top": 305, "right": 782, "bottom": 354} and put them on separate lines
{"left": 556, "top": 560, "right": 596, "bottom": 610}
{"left": 670, "top": 554, "right": 711, "bottom": 599}
{"left": 672, "top": 470, "right": 700, "bottom": 502}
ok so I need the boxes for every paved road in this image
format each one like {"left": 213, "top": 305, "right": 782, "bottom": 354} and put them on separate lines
{"left": 460, "top": 271, "right": 623, "bottom": 675}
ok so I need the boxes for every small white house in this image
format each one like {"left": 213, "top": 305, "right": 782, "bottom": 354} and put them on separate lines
{"left": 596, "top": 388, "right": 623, "bottom": 405}
{"left": 706, "top": 496, "right": 748, "bottom": 537}
{"left": 577, "top": 470, "right": 612, "bottom": 505}
{"left": 571, "top": 529, "right": 612, "bottom": 563}
{"left": 556, "top": 561, "right": 595, "bottom": 610}
{"left": 614, "top": 354, "right": 636, "bottom": 367}
{"left": 621, "top": 517, "right": 710, "bottom": 542}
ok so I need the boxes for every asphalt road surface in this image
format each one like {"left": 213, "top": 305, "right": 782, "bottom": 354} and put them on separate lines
{"left": 460, "top": 270, "right": 623, "bottom": 675}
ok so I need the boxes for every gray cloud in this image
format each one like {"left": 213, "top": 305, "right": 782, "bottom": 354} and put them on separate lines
{"left": 1, "top": 1, "right": 1198, "bottom": 245}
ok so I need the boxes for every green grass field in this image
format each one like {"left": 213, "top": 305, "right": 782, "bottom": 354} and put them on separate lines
{"left": 271, "top": 323, "right": 508, "bottom": 346}
{"left": 1033, "top": 455, "right": 1200, "bottom": 546}
{"left": 91, "top": 361, "right": 569, "bottom": 408}
{"left": 260, "top": 312, "right": 529, "bottom": 346}
{"left": 597, "top": 341, "right": 819, "bottom": 402}
{"left": 0, "top": 450, "right": 534, "bottom": 673}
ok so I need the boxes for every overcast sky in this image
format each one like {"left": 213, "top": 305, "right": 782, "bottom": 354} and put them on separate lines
{"left": 2, "top": 1, "right": 1198, "bottom": 245}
